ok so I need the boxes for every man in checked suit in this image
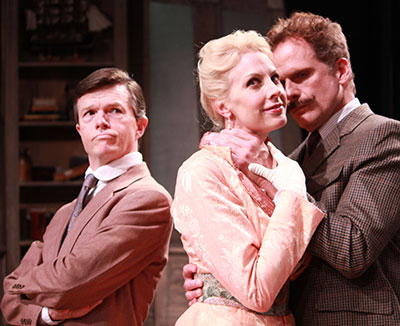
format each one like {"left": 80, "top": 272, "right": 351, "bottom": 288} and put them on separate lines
{"left": 1, "top": 68, "right": 173, "bottom": 325}
{"left": 183, "top": 12, "right": 400, "bottom": 325}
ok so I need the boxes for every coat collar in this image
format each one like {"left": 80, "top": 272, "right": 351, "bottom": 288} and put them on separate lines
{"left": 56, "top": 162, "right": 151, "bottom": 256}
{"left": 296, "top": 104, "right": 373, "bottom": 177}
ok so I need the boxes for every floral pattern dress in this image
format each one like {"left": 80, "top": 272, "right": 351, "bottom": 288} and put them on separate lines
{"left": 172, "top": 144, "right": 324, "bottom": 325}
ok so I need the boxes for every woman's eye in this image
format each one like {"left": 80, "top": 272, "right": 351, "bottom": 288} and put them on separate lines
{"left": 247, "top": 78, "right": 260, "bottom": 87}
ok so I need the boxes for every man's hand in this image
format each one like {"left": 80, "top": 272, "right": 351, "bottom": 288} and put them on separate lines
{"left": 201, "top": 128, "right": 277, "bottom": 198}
{"left": 48, "top": 300, "right": 103, "bottom": 322}
{"left": 182, "top": 264, "right": 203, "bottom": 306}
{"left": 201, "top": 128, "right": 269, "bottom": 170}
{"left": 249, "top": 142, "right": 307, "bottom": 198}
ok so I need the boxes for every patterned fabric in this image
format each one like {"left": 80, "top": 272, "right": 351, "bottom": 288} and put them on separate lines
{"left": 197, "top": 273, "right": 290, "bottom": 316}
{"left": 289, "top": 104, "right": 400, "bottom": 325}
{"left": 172, "top": 144, "right": 324, "bottom": 325}
{"left": 67, "top": 173, "right": 98, "bottom": 232}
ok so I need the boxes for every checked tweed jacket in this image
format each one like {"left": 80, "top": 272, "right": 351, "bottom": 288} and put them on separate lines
{"left": 289, "top": 104, "right": 400, "bottom": 325}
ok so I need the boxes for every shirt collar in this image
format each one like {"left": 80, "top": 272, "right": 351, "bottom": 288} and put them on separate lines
{"left": 318, "top": 98, "right": 361, "bottom": 139}
{"left": 85, "top": 152, "right": 143, "bottom": 182}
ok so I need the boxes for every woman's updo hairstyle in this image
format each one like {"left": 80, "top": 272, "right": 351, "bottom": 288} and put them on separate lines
{"left": 197, "top": 30, "right": 273, "bottom": 130}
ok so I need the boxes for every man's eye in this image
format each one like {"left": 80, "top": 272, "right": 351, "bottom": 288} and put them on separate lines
{"left": 111, "top": 108, "right": 122, "bottom": 114}
{"left": 84, "top": 110, "right": 95, "bottom": 116}
{"left": 271, "top": 74, "right": 281, "bottom": 84}
{"left": 292, "top": 69, "right": 311, "bottom": 82}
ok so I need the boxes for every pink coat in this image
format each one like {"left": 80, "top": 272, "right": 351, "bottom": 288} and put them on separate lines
{"left": 172, "top": 146, "right": 324, "bottom": 325}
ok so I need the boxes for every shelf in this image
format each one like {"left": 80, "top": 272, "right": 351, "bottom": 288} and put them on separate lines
{"left": 19, "top": 61, "right": 115, "bottom": 68}
{"left": 20, "top": 202, "right": 67, "bottom": 211}
{"left": 20, "top": 181, "right": 82, "bottom": 204}
{"left": 19, "top": 240, "right": 33, "bottom": 248}
{"left": 19, "top": 120, "right": 76, "bottom": 127}
{"left": 19, "top": 121, "right": 80, "bottom": 141}
{"left": 19, "top": 64, "right": 108, "bottom": 80}
{"left": 19, "top": 61, "right": 115, "bottom": 79}
{"left": 20, "top": 180, "right": 82, "bottom": 187}
{"left": 1, "top": 0, "right": 129, "bottom": 275}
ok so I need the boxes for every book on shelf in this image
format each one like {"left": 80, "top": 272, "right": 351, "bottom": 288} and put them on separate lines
{"left": 23, "top": 97, "right": 64, "bottom": 121}
{"left": 31, "top": 97, "right": 59, "bottom": 113}
{"left": 23, "top": 113, "right": 63, "bottom": 121}
{"left": 20, "top": 208, "right": 53, "bottom": 241}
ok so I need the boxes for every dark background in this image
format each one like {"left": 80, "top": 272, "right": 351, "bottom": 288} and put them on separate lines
{"left": 284, "top": 0, "right": 400, "bottom": 121}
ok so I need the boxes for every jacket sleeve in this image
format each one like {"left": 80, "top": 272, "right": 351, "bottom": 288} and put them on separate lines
{"left": 1, "top": 241, "right": 44, "bottom": 325}
{"left": 172, "top": 154, "right": 324, "bottom": 313}
{"left": 308, "top": 120, "right": 400, "bottom": 278}
{"left": 6, "top": 186, "right": 172, "bottom": 310}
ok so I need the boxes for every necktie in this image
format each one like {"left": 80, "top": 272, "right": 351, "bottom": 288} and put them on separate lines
{"left": 67, "top": 173, "right": 98, "bottom": 232}
{"left": 305, "top": 131, "right": 321, "bottom": 158}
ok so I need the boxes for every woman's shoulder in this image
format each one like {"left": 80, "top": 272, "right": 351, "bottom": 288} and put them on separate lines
{"left": 178, "top": 146, "right": 234, "bottom": 179}
{"left": 184, "top": 146, "right": 229, "bottom": 163}
{"left": 179, "top": 148, "right": 218, "bottom": 172}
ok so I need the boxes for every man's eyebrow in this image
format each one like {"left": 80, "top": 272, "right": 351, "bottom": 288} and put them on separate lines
{"left": 81, "top": 101, "right": 124, "bottom": 110}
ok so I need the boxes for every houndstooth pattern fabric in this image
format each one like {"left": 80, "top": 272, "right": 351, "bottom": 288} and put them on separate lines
{"left": 289, "top": 104, "right": 400, "bottom": 325}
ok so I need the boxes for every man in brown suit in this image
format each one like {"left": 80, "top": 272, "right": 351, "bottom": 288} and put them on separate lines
{"left": 183, "top": 12, "right": 400, "bottom": 325}
{"left": 1, "top": 68, "right": 173, "bottom": 325}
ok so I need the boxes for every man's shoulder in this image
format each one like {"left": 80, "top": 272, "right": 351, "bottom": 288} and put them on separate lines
{"left": 344, "top": 103, "right": 399, "bottom": 130}
{"left": 119, "top": 163, "right": 172, "bottom": 203}
{"left": 350, "top": 111, "right": 400, "bottom": 140}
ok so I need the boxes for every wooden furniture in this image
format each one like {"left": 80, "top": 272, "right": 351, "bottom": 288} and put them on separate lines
{"left": 0, "top": 0, "right": 129, "bottom": 301}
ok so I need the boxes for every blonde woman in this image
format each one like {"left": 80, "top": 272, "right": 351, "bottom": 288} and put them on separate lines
{"left": 172, "top": 30, "right": 324, "bottom": 325}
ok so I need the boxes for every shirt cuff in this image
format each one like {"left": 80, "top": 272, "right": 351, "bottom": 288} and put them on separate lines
{"left": 41, "top": 307, "right": 63, "bottom": 325}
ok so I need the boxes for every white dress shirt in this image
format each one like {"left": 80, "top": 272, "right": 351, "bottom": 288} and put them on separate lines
{"left": 86, "top": 152, "right": 143, "bottom": 197}
{"left": 318, "top": 98, "right": 361, "bottom": 140}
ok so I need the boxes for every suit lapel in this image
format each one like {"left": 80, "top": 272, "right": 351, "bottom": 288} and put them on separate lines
{"left": 302, "top": 128, "right": 340, "bottom": 178}
{"left": 58, "top": 162, "right": 151, "bottom": 255}
{"left": 303, "top": 104, "right": 374, "bottom": 194}
{"left": 47, "top": 204, "right": 74, "bottom": 258}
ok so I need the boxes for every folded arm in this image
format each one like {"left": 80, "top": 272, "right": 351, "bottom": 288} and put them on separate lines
{"left": 7, "top": 188, "right": 172, "bottom": 310}
{"left": 2, "top": 241, "right": 44, "bottom": 325}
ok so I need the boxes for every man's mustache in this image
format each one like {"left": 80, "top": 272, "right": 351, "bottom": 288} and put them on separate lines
{"left": 288, "top": 97, "right": 314, "bottom": 111}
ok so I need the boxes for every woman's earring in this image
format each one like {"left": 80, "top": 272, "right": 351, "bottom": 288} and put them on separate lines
{"left": 227, "top": 116, "right": 232, "bottom": 130}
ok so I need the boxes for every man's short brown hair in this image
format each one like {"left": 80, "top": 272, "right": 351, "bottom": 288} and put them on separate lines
{"left": 267, "top": 12, "right": 355, "bottom": 93}
{"left": 73, "top": 68, "right": 146, "bottom": 122}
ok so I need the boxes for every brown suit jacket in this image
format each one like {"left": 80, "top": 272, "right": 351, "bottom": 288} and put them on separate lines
{"left": 1, "top": 163, "right": 173, "bottom": 326}
{"left": 289, "top": 104, "right": 400, "bottom": 325}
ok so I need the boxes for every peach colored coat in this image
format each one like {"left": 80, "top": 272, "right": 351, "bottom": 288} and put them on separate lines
{"left": 172, "top": 146, "right": 324, "bottom": 325}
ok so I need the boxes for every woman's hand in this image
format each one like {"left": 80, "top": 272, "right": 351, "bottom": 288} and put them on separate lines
{"left": 249, "top": 142, "right": 307, "bottom": 198}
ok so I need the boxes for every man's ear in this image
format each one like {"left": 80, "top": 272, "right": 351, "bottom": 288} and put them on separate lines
{"left": 136, "top": 116, "right": 148, "bottom": 139}
{"left": 335, "top": 57, "right": 352, "bottom": 86}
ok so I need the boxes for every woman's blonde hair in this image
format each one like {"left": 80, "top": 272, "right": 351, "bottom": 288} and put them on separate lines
{"left": 198, "top": 30, "right": 273, "bottom": 129}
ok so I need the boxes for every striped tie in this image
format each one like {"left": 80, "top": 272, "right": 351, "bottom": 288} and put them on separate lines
{"left": 67, "top": 173, "right": 98, "bottom": 232}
